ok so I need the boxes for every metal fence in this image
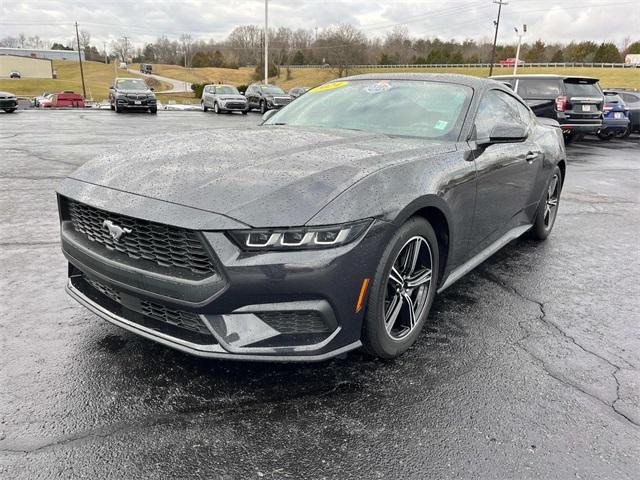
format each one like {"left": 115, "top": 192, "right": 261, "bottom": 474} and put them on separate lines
{"left": 287, "top": 62, "right": 634, "bottom": 69}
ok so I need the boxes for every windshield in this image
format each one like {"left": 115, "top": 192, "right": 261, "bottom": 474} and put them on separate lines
{"left": 117, "top": 79, "right": 149, "bottom": 91}
{"left": 516, "top": 79, "right": 562, "bottom": 97}
{"left": 260, "top": 85, "right": 285, "bottom": 95}
{"left": 217, "top": 85, "right": 240, "bottom": 95}
{"left": 565, "top": 81, "right": 601, "bottom": 98}
{"left": 604, "top": 94, "right": 623, "bottom": 104}
{"left": 265, "top": 80, "right": 472, "bottom": 139}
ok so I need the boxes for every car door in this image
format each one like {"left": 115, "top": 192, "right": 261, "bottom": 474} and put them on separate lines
{"left": 468, "top": 89, "right": 544, "bottom": 254}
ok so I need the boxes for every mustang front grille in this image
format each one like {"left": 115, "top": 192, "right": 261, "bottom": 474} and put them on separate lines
{"left": 66, "top": 199, "right": 216, "bottom": 278}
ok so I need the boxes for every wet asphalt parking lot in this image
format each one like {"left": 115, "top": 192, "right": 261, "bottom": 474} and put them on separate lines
{"left": 1, "top": 110, "right": 639, "bottom": 479}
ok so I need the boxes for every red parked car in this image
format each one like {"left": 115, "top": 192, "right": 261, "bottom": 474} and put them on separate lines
{"left": 52, "top": 92, "right": 85, "bottom": 108}
{"left": 499, "top": 58, "right": 525, "bottom": 66}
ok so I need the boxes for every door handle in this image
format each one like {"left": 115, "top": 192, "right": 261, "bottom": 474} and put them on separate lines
{"left": 525, "top": 151, "right": 540, "bottom": 163}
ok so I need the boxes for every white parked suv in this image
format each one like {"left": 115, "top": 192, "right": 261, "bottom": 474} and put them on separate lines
{"left": 201, "top": 84, "right": 249, "bottom": 114}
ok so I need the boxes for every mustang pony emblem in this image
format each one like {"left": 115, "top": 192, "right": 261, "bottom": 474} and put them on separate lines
{"left": 102, "top": 220, "right": 131, "bottom": 242}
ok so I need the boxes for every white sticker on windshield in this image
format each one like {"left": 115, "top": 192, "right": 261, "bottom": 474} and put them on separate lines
{"left": 364, "top": 82, "right": 392, "bottom": 94}
{"left": 434, "top": 120, "right": 448, "bottom": 130}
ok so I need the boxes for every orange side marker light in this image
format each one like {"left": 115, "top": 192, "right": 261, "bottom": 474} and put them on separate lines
{"left": 355, "top": 278, "right": 370, "bottom": 313}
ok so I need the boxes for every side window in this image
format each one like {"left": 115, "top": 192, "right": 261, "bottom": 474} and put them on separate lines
{"left": 474, "top": 90, "right": 527, "bottom": 140}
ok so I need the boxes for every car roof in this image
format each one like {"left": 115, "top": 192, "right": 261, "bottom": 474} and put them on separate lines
{"left": 206, "top": 84, "right": 235, "bottom": 87}
{"left": 491, "top": 74, "right": 600, "bottom": 82}
{"left": 115, "top": 77, "right": 145, "bottom": 81}
{"left": 336, "top": 72, "right": 493, "bottom": 89}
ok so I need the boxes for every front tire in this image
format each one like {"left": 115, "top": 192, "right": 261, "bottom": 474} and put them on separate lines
{"left": 149, "top": 107, "right": 157, "bottom": 114}
{"left": 362, "top": 217, "right": 439, "bottom": 359}
{"left": 3, "top": 108, "right": 16, "bottom": 113}
{"left": 260, "top": 101, "right": 266, "bottom": 114}
{"left": 529, "top": 166, "right": 562, "bottom": 241}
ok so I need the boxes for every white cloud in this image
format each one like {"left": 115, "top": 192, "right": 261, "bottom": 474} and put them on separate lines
{"left": 0, "top": 0, "right": 638, "bottom": 47}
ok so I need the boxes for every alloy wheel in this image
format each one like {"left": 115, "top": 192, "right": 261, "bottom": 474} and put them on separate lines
{"left": 383, "top": 236, "right": 433, "bottom": 340}
{"left": 544, "top": 174, "right": 559, "bottom": 228}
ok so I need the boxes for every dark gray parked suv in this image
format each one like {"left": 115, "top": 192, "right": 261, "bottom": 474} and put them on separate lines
{"left": 109, "top": 78, "right": 157, "bottom": 114}
{"left": 491, "top": 74, "right": 604, "bottom": 143}
{"left": 245, "top": 83, "right": 292, "bottom": 113}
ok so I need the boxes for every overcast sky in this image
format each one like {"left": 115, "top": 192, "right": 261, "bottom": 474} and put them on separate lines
{"left": 1, "top": 0, "right": 638, "bottom": 48}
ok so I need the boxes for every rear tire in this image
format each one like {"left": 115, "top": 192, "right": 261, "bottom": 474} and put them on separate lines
{"left": 529, "top": 165, "right": 562, "bottom": 241}
{"left": 563, "top": 131, "right": 578, "bottom": 145}
{"left": 362, "top": 217, "right": 439, "bottom": 359}
{"left": 260, "top": 101, "right": 266, "bottom": 114}
{"left": 202, "top": 102, "right": 208, "bottom": 112}
{"left": 616, "top": 125, "right": 632, "bottom": 139}
{"left": 597, "top": 129, "right": 615, "bottom": 141}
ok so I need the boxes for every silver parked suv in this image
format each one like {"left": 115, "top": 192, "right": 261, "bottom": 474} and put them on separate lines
{"left": 201, "top": 84, "right": 248, "bottom": 114}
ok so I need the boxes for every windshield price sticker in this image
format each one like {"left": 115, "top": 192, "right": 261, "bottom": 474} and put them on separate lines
{"left": 310, "top": 81, "right": 349, "bottom": 93}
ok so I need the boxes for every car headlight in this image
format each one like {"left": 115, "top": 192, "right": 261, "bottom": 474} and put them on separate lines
{"left": 227, "top": 219, "right": 372, "bottom": 251}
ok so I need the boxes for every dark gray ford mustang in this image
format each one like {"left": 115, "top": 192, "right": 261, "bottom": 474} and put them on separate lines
{"left": 57, "top": 73, "right": 566, "bottom": 361}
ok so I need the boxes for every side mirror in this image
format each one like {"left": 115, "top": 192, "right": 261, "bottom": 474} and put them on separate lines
{"left": 150, "top": 87, "right": 155, "bottom": 91}
{"left": 261, "top": 110, "right": 277, "bottom": 122}
{"left": 480, "top": 123, "right": 527, "bottom": 145}
{"left": 110, "top": 85, "right": 114, "bottom": 89}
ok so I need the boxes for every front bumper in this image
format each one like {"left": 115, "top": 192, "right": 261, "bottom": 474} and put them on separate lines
{"left": 116, "top": 97, "right": 157, "bottom": 109}
{"left": 58, "top": 192, "right": 390, "bottom": 361}
{"left": 220, "top": 101, "right": 248, "bottom": 111}
{"left": 0, "top": 99, "right": 18, "bottom": 109}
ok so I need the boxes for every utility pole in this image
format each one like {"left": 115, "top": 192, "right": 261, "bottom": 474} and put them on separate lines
{"left": 314, "top": 26, "right": 318, "bottom": 42}
{"left": 513, "top": 24, "right": 526, "bottom": 74}
{"left": 264, "top": 0, "right": 269, "bottom": 84}
{"left": 103, "top": 41, "right": 108, "bottom": 64}
{"left": 488, "top": 0, "right": 508, "bottom": 77}
{"left": 75, "top": 22, "right": 87, "bottom": 99}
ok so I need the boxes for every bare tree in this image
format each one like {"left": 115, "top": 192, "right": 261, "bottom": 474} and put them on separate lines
{"left": 317, "top": 25, "right": 367, "bottom": 76}
{"left": 111, "top": 37, "right": 132, "bottom": 62}
{"left": 79, "top": 30, "right": 91, "bottom": 53}
{"left": 180, "top": 33, "right": 193, "bottom": 68}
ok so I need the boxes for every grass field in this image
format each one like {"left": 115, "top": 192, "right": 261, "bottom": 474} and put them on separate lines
{"left": 131, "top": 64, "right": 640, "bottom": 93}
{"left": 2, "top": 62, "right": 637, "bottom": 102}
{"left": 0, "top": 60, "right": 171, "bottom": 100}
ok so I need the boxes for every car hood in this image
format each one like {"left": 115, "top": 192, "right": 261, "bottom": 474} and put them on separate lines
{"left": 67, "top": 126, "right": 455, "bottom": 227}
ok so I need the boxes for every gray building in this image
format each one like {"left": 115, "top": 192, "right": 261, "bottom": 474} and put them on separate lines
{"left": 0, "top": 47, "right": 85, "bottom": 61}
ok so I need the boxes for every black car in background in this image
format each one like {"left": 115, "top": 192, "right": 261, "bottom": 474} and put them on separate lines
{"left": 109, "top": 78, "right": 157, "bottom": 114}
{"left": 611, "top": 88, "right": 640, "bottom": 137}
{"left": 245, "top": 83, "right": 292, "bottom": 113}
{"left": 491, "top": 74, "right": 604, "bottom": 144}
{"left": 0, "top": 91, "right": 18, "bottom": 113}
{"left": 57, "top": 74, "right": 566, "bottom": 362}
